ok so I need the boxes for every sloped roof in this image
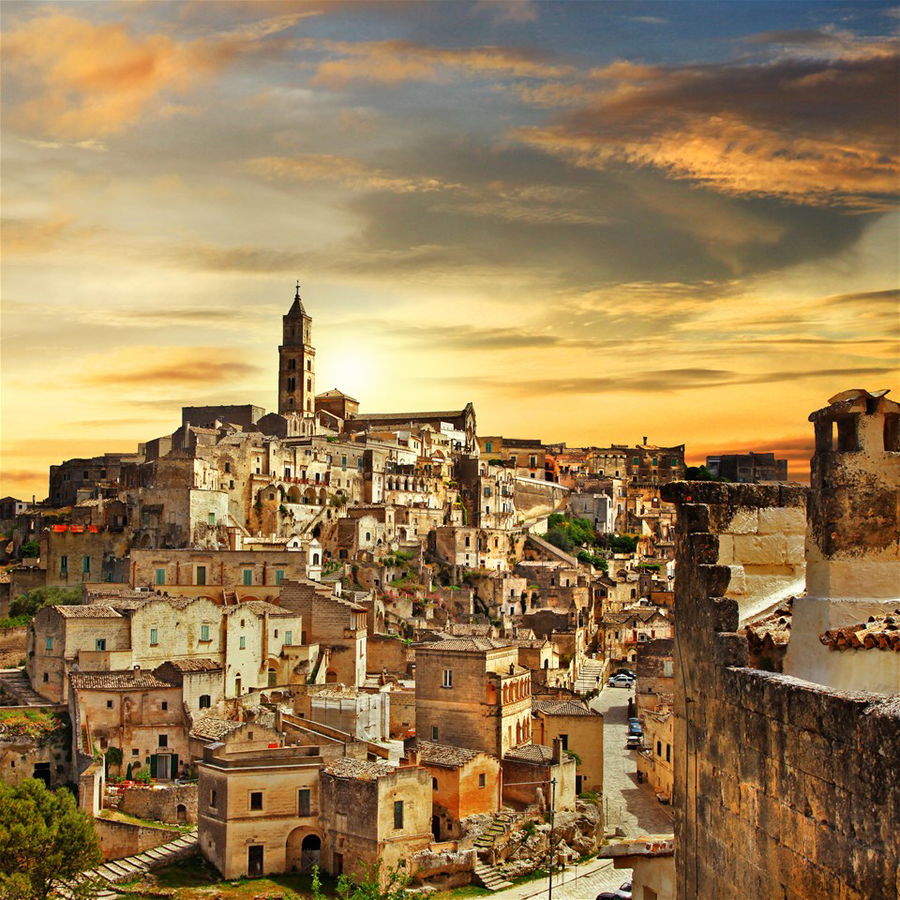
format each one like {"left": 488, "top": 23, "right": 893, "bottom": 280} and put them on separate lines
{"left": 71, "top": 671, "right": 171, "bottom": 690}
{"left": 56, "top": 605, "right": 122, "bottom": 618}
{"left": 504, "top": 743, "right": 554, "bottom": 764}
{"left": 819, "top": 611, "right": 900, "bottom": 651}
{"left": 533, "top": 699, "right": 596, "bottom": 717}
{"left": 190, "top": 715, "right": 244, "bottom": 741}
{"left": 322, "top": 758, "right": 396, "bottom": 780}
{"left": 162, "top": 658, "right": 222, "bottom": 672}
{"left": 416, "top": 740, "right": 481, "bottom": 767}
{"left": 417, "top": 637, "right": 512, "bottom": 652}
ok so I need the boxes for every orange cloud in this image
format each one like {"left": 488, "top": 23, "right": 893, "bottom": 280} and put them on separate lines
{"left": 305, "top": 38, "right": 572, "bottom": 87}
{"left": 3, "top": 11, "right": 311, "bottom": 139}
{"left": 516, "top": 51, "right": 899, "bottom": 208}
{"left": 244, "top": 154, "right": 458, "bottom": 193}
{"left": 77, "top": 348, "right": 261, "bottom": 387}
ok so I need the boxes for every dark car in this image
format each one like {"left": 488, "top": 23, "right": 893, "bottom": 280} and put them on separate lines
{"left": 615, "top": 668, "right": 635, "bottom": 678}
{"left": 595, "top": 883, "right": 633, "bottom": 900}
{"left": 628, "top": 717, "right": 643, "bottom": 735}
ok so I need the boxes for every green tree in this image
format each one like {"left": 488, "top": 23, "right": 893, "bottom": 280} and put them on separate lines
{"left": 9, "top": 587, "right": 82, "bottom": 620}
{"left": 544, "top": 526, "right": 574, "bottom": 553}
{"left": 685, "top": 465, "right": 728, "bottom": 482}
{"left": 311, "top": 861, "right": 412, "bottom": 900}
{"left": 0, "top": 779, "right": 102, "bottom": 899}
{"left": 19, "top": 541, "right": 40, "bottom": 559}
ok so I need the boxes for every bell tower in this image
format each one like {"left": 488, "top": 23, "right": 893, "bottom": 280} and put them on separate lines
{"left": 278, "top": 282, "right": 315, "bottom": 416}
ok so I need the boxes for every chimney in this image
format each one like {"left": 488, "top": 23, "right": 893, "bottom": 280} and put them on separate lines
{"left": 508, "top": 664, "right": 515, "bottom": 675}
{"left": 552, "top": 737, "right": 563, "bottom": 764}
{"left": 642, "top": 436, "right": 648, "bottom": 445}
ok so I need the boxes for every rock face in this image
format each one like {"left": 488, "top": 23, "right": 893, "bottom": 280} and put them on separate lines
{"left": 487, "top": 800, "right": 603, "bottom": 881}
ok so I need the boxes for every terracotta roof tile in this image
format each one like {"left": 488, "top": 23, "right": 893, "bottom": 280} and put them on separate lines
{"left": 533, "top": 699, "right": 596, "bottom": 717}
{"left": 504, "top": 743, "right": 554, "bottom": 763}
{"left": 819, "top": 611, "right": 900, "bottom": 652}
{"left": 56, "top": 605, "right": 122, "bottom": 618}
{"left": 323, "top": 757, "right": 396, "bottom": 780}
{"left": 416, "top": 740, "right": 481, "bottom": 767}
{"left": 417, "top": 637, "right": 512, "bottom": 652}
{"left": 71, "top": 671, "right": 171, "bottom": 690}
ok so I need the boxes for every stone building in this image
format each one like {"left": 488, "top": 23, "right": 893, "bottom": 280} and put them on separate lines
{"left": 706, "top": 451, "right": 789, "bottom": 483}
{"left": 412, "top": 740, "right": 501, "bottom": 840}
{"left": 198, "top": 738, "right": 343, "bottom": 879}
{"left": 280, "top": 580, "right": 368, "bottom": 687}
{"left": 278, "top": 285, "right": 316, "bottom": 417}
{"left": 532, "top": 697, "right": 603, "bottom": 794}
{"left": 635, "top": 705, "right": 673, "bottom": 803}
{"left": 415, "top": 638, "right": 532, "bottom": 757}
{"left": 501, "top": 739, "right": 577, "bottom": 812}
{"left": 319, "top": 757, "right": 433, "bottom": 881}
{"left": 662, "top": 389, "right": 899, "bottom": 899}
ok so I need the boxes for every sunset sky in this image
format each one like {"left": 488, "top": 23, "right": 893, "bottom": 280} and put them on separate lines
{"left": 2, "top": 0, "right": 898, "bottom": 500}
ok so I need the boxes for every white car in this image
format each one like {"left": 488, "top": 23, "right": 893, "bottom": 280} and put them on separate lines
{"left": 607, "top": 674, "right": 634, "bottom": 688}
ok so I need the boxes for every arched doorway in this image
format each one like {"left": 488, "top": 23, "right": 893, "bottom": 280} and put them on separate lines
{"left": 176, "top": 803, "right": 187, "bottom": 824}
{"left": 287, "top": 829, "right": 321, "bottom": 872}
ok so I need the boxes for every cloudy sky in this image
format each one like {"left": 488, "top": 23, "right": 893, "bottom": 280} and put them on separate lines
{"left": 2, "top": 0, "right": 898, "bottom": 498}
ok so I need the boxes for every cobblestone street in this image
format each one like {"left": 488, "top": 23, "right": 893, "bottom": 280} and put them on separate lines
{"left": 590, "top": 685, "right": 674, "bottom": 838}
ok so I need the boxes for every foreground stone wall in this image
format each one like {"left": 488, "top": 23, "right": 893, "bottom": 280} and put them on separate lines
{"left": 120, "top": 783, "right": 198, "bottom": 824}
{"left": 94, "top": 816, "right": 181, "bottom": 861}
{"left": 662, "top": 482, "right": 900, "bottom": 900}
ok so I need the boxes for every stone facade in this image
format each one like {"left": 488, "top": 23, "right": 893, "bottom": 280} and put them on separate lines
{"left": 662, "top": 477, "right": 899, "bottom": 900}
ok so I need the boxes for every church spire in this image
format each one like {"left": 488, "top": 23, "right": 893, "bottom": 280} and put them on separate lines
{"left": 287, "top": 280, "right": 305, "bottom": 317}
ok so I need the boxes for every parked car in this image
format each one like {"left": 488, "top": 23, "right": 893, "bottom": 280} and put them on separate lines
{"left": 596, "top": 884, "right": 632, "bottom": 900}
{"left": 608, "top": 674, "right": 634, "bottom": 687}
{"left": 628, "top": 717, "right": 643, "bottom": 735}
{"left": 615, "top": 668, "right": 635, "bottom": 678}
{"left": 597, "top": 881, "right": 631, "bottom": 900}
{"left": 625, "top": 735, "right": 642, "bottom": 749}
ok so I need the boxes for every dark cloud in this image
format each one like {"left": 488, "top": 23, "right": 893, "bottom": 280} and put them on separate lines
{"left": 821, "top": 288, "right": 900, "bottom": 306}
{"left": 520, "top": 49, "right": 899, "bottom": 208}
{"left": 439, "top": 365, "right": 898, "bottom": 397}
{"left": 378, "top": 321, "right": 612, "bottom": 350}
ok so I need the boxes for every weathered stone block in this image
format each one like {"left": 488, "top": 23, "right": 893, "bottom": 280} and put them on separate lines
{"left": 757, "top": 506, "right": 806, "bottom": 535}
{"left": 726, "top": 507, "right": 759, "bottom": 534}
{"left": 716, "top": 535, "right": 734, "bottom": 565}
{"left": 732, "top": 533, "right": 787, "bottom": 565}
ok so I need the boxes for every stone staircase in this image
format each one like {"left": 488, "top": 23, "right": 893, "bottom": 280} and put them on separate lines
{"left": 574, "top": 658, "right": 606, "bottom": 694}
{"left": 0, "top": 668, "right": 49, "bottom": 706}
{"left": 62, "top": 828, "right": 198, "bottom": 898}
{"left": 473, "top": 861, "right": 515, "bottom": 892}
{"left": 473, "top": 811, "right": 517, "bottom": 890}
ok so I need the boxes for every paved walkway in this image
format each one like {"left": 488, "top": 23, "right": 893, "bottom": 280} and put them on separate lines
{"left": 489, "top": 856, "right": 627, "bottom": 900}
{"left": 590, "top": 686, "right": 674, "bottom": 837}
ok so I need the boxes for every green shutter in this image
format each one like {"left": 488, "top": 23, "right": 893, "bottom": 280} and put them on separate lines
{"left": 149, "top": 755, "right": 158, "bottom": 778}
{"left": 170, "top": 754, "right": 178, "bottom": 779}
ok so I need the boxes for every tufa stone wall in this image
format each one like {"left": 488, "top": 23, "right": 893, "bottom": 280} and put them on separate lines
{"left": 662, "top": 481, "right": 900, "bottom": 900}
{"left": 120, "top": 783, "right": 198, "bottom": 824}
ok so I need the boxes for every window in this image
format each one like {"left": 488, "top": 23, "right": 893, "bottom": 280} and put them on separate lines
{"left": 208, "top": 512, "right": 216, "bottom": 527}
{"left": 95, "top": 639, "right": 106, "bottom": 651}
{"left": 559, "top": 734, "right": 568, "bottom": 750}
{"left": 43, "top": 672, "right": 49, "bottom": 683}
{"left": 442, "top": 669, "right": 453, "bottom": 688}
{"left": 485, "top": 441, "right": 492, "bottom": 452}
{"left": 210, "top": 789, "right": 217, "bottom": 808}
{"left": 529, "top": 455, "right": 537, "bottom": 467}
{"left": 285, "top": 630, "right": 293, "bottom": 645}
{"left": 298, "top": 788, "right": 311, "bottom": 816}
{"left": 239, "top": 636, "right": 246, "bottom": 650}
{"left": 250, "top": 791, "right": 263, "bottom": 811}
{"left": 199, "top": 694, "right": 211, "bottom": 709}
{"left": 479, "top": 773, "right": 486, "bottom": 788}
{"left": 657, "top": 740, "right": 662, "bottom": 756}
{"left": 275, "top": 569, "right": 285, "bottom": 585}
{"left": 196, "top": 566, "right": 207, "bottom": 586}
{"left": 149, "top": 627, "right": 159, "bottom": 646}
{"left": 82, "top": 555, "right": 91, "bottom": 574}
{"left": 155, "top": 568, "right": 165, "bottom": 585}
{"left": 633, "top": 456, "right": 640, "bottom": 465}
{"left": 666, "top": 744, "right": 671, "bottom": 762}
{"left": 132, "top": 749, "right": 139, "bottom": 756}
{"left": 393, "top": 800, "right": 404, "bottom": 830}
{"left": 159, "top": 734, "right": 168, "bottom": 748}
{"left": 243, "top": 570, "right": 253, "bottom": 586}
{"left": 198, "top": 623, "right": 210, "bottom": 642}
{"left": 59, "top": 556, "right": 68, "bottom": 575}
{"left": 431, "top": 725, "right": 439, "bottom": 741}
{"left": 161, "top": 701, "right": 168, "bottom": 711}
{"left": 224, "top": 462, "right": 231, "bottom": 473}
{"left": 341, "top": 455, "right": 347, "bottom": 468}
{"left": 45, "top": 637, "right": 53, "bottom": 651}
{"left": 106, "top": 700, "right": 113, "bottom": 709}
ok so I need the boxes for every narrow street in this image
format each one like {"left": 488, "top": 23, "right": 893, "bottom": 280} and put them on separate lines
{"left": 589, "top": 684, "right": 674, "bottom": 838}
{"left": 489, "top": 685, "right": 673, "bottom": 899}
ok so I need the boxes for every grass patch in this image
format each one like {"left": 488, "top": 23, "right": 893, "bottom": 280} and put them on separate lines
{"left": 97, "top": 809, "right": 191, "bottom": 832}
{"left": 140, "top": 855, "right": 344, "bottom": 898}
